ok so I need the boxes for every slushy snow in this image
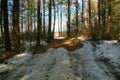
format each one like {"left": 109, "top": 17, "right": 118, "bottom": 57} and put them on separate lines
{"left": 0, "top": 40, "right": 120, "bottom": 80}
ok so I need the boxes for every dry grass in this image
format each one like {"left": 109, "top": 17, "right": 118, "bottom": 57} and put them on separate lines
{"left": 34, "top": 38, "right": 83, "bottom": 53}
{"left": 0, "top": 38, "right": 83, "bottom": 62}
{"left": 0, "top": 51, "right": 20, "bottom": 63}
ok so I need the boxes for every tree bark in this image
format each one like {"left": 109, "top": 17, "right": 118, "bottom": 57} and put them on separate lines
{"left": 27, "top": 0, "right": 30, "bottom": 42}
{"left": 88, "top": 0, "right": 93, "bottom": 38}
{"left": 0, "top": 0, "right": 4, "bottom": 43}
{"left": 82, "top": 0, "right": 85, "bottom": 29}
{"left": 98, "top": 0, "right": 100, "bottom": 28}
{"left": 13, "top": 0, "right": 20, "bottom": 48}
{"left": 60, "top": 2, "right": 62, "bottom": 36}
{"left": 75, "top": 0, "right": 78, "bottom": 38}
{"left": 67, "top": 0, "right": 70, "bottom": 37}
{"left": 36, "top": 0, "right": 41, "bottom": 46}
{"left": 101, "top": 0, "right": 106, "bottom": 39}
{"left": 47, "top": 0, "right": 52, "bottom": 43}
{"left": 57, "top": 5, "right": 60, "bottom": 36}
{"left": 52, "top": 0, "right": 56, "bottom": 39}
{"left": 107, "top": 0, "right": 112, "bottom": 39}
{"left": 3, "top": 0, "right": 11, "bottom": 51}
{"left": 43, "top": 0, "right": 46, "bottom": 39}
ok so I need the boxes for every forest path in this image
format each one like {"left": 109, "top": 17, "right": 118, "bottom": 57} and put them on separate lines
{"left": 0, "top": 40, "right": 119, "bottom": 80}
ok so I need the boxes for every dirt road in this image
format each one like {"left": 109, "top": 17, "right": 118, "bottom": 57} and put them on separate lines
{"left": 0, "top": 41, "right": 119, "bottom": 80}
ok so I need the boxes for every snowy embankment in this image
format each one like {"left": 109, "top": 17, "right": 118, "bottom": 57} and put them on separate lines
{"left": 72, "top": 41, "right": 117, "bottom": 80}
{"left": 0, "top": 40, "right": 120, "bottom": 80}
{"left": 95, "top": 40, "right": 120, "bottom": 80}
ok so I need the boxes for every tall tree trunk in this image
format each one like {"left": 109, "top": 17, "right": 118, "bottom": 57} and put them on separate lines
{"left": 33, "top": 11, "right": 36, "bottom": 32}
{"left": 20, "top": 0, "right": 25, "bottom": 43}
{"left": 29, "top": 12, "right": 32, "bottom": 43}
{"left": 88, "top": 0, "right": 93, "bottom": 38}
{"left": 47, "top": 0, "right": 52, "bottom": 43}
{"left": 36, "top": 0, "right": 41, "bottom": 46}
{"left": 27, "top": 0, "right": 30, "bottom": 42}
{"left": 33, "top": 10, "right": 36, "bottom": 41}
{"left": 107, "top": 0, "right": 111, "bottom": 39}
{"left": 98, "top": 0, "right": 100, "bottom": 28}
{"left": 52, "top": 0, "right": 56, "bottom": 39}
{"left": 13, "top": 0, "right": 20, "bottom": 48}
{"left": 75, "top": 0, "right": 78, "bottom": 38}
{"left": 21, "top": 16, "right": 24, "bottom": 43}
{"left": 67, "top": 0, "right": 70, "bottom": 37}
{"left": 43, "top": 0, "right": 46, "bottom": 39}
{"left": 97, "top": 0, "right": 101, "bottom": 39}
{"left": 60, "top": 2, "right": 62, "bottom": 36}
{"left": 101, "top": 0, "right": 106, "bottom": 39}
{"left": 34, "top": 10, "right": 36, "bottom": 33}
{"left": 0, "top": 0, "right": 4, "bottom": 43}
{"left": 81, "top": 0, "right": 85, "bottom": 31}
{"left": 57, "top": 5, "right": 60, "bottom": 36}
{"left": 3, "top": 0, "right": 11, "bottom": 51}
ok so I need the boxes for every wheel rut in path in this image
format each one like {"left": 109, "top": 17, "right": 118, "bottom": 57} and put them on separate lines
{"left": 71, "top": 42, "right": 117, "bottom": 80}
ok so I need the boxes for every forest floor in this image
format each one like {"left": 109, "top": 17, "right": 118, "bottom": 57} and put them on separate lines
{"left": 0, "top": 38, "right": 120, "bottom": 80}
{"left": 0, "top": 38, "right": 83, "bottom": 61}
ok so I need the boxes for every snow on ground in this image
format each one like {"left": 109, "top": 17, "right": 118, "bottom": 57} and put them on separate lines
{"left": 0, "top": 53, "right": 32, "bottom": 74}
{"left": 95, "top": 40, "right": 120, "bottom": 79}
{"left": 0, "top": 40, "right": 120, "bottom": 80}
{"left": 54, "top": 37, "right": 65, "bottom": 39}
{"left": 95, "top": 40, "right": 119, "bottom": 59}
{"left": 77, "top": 36, "right": 89, "bottom": 41}
{"left": 0, "top": 44, "right": 5, "bottom": 53}
{"left": 73, "top": 41, "right": 116, "bottom": 80}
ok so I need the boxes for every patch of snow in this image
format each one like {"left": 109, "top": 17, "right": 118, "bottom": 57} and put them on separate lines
{"left": 109, "top": 59, "right": 120, "bottom": 67}
{"left": 95, "top": 40, "right": 120, "bottom": 80}
{"left": 78, "top": 37, "right": 89, "bottom": 41}
{"left": 0, "top": 64, "right": 10, "bottom": 73}
{"left": 0, "top": 44, "right": 5, "bottom": 53}
{"left": 74, "top": 41, "right": 116, "bottom": 80}
{"left": 0, "top": 53, "right": 32, "bottom": 74}
{"left": 46, "top": 48, "right": 55, "bottom": 52}
{"left": 104, "top": 40, "right": 118, "bottom": 44}
{"left": 0, "top": 64, "right": 18, "bottom": 74}
{"left": 95, "top": 40, "right": 120, "bottom": 59}
{"left": 82, "top": 61, "right": 114, "bottom": 80}
{"left": 0, "top": 44, "right": 4, "bottom": 48}
{"left": 7, "top": 53, "right": 32, "bottom": 66}
{"left": 54, "top": 37, "right": 65, "bottom": 39}
{"left": 40, "top": 41, "right": 48, "bottom": 46}
{"left": 0, "top": 40, "right": 119, "bottom": 80}
{"left": 18, "top": 48, "right": 79, "bottom": 80}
